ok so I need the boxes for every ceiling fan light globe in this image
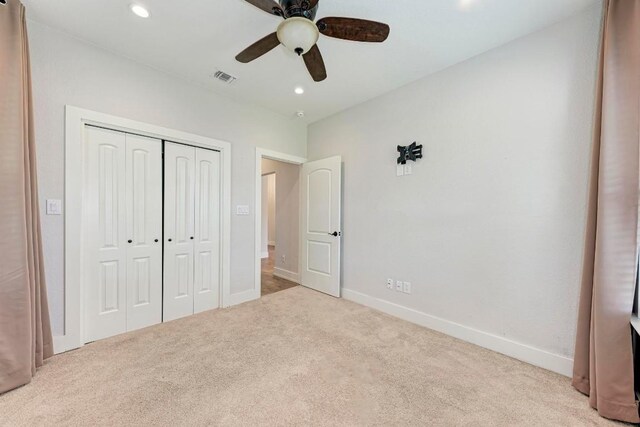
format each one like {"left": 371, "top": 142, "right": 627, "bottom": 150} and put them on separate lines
{"left": 277, "top": 17, "right": 319, "bottom": 56}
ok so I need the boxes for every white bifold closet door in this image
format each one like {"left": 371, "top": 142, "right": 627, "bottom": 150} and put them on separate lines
{"left": 84, "top": 126, "right": 162, "bottom": 343}
{"left": 193, "top": 148, "right": 221, "bottom": 313}
{"left": 125, "top": 134, "right": 163, "bottom": 330}
{"left": 163, "top": 142, "right": 221, "bottom": 321}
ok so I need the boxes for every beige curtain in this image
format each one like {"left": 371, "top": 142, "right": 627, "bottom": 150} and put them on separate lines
{"left": 572, "top": 0, "right": 640, "bottom": 423}
{"left": 0, "top": 0, "right": 53, "bottom": 394}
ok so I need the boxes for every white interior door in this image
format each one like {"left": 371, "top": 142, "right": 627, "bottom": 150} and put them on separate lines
{"left": 193, "top": 148, "right": 221, "bottom": 313}
{"left": 125, "top": 134, "right": 163, "bottom": 331}
{"left": 84, "top": 126, "right": 127, "bottom": 342}
{"left": 163, "top": 142, "right": 196, "bottom": 321}
{"left": 300, "top": 156, "right": 342, "bottom": 297}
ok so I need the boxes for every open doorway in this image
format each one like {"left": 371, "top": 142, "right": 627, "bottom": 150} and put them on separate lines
{"left": 254, "top": 149, "right": 342, "bottom": 300}
{"left": 260, "top": 158, "right": 301, "bottom": 296}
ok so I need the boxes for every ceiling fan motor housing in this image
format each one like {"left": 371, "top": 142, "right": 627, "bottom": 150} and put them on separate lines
{"left": 279, "top": 0, "right": 318, "bottom": 20}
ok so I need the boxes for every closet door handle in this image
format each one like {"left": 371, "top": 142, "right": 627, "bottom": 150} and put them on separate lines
{"left": 168, "top": 238, "right": 172, "bottom": 242}
{"left": 127, "top": 239, "right": 133, "bottom": 244}
{"left": 154, "top": 239, "right": 159, "bottom": 243}
{"left": 190, "top": 236, "right": 194, "bottom": 240}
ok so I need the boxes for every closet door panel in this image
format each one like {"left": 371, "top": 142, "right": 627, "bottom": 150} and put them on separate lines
{"left": 194, "top": 149, "right": 221, "bottom": 313}
{"left": 125, "top": 134, "right": 163, "bottom": 332}
{"left": 84, "top": 126, "right": 127, "bottom": 343}
{"left": 163, "top": 142, "right": 196, "bottom": 321}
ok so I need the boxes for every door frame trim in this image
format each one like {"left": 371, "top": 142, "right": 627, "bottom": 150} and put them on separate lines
{"left": 254, "top": 148, "right": 306, "bottom": 301}
{"left": 57, "top": 106, "right": 232, "bottom": 354}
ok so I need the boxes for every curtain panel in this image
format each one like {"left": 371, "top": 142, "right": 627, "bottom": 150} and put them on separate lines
{"left": 572, "top": 0, "right": 640, "bottom": 423}
{"left": 0, "top": 0, "right": 53, "bottom": 394}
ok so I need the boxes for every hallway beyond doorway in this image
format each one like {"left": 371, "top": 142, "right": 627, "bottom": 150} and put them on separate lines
{"left": 261, "top": 246, "right": 298, "bottom": 296}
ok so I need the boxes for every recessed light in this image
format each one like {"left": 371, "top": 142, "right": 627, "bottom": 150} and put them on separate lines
{"left": 294, "top": 87, "right": 305, "bottom": 95}
{"left": 130, "top": 4, "right": 150, "bottom": 18}
{"left": 457, "top": 0, "right": 477, "bottom": 11}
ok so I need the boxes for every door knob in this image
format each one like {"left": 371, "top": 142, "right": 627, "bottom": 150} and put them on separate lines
{"left": 328, "top": 231, "right": 341, "bottom": 237}
{"left": 154, "top": 239, "right": 159, "bottom": 243}
{"left": 190, "top": 236, "right": 194, "bottom": 240}
{"left": 127, "top": 239, "right": 132, "bottom": 243}
{"left": 168, "top": 238, "right": 172, "bottom": 242}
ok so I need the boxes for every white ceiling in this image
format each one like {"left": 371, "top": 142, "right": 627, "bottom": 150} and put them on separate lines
{"left": 23, "top": 0, "right": 597, "bottom": 123}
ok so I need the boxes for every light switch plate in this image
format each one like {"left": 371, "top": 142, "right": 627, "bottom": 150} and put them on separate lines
{"left": 396, "top": 164, "right": 404, "bottom": 177}
{"left": 46, "top": 199, "right": 62, "bottom": 215}
{"left": 404, "top": 164, "right": 413, "bottom": 175}
{"left": 236, "top": 205, "right": 250, "bottom": 216}
{"left": 396, "top": 280, "right": 403, "bottom": 291}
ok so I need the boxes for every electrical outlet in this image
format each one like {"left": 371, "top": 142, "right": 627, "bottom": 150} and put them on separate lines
{"left": 404, "top": 164, "right": 413, "bottom": 175}
{"left": 386, "top": 278, "right": 394, "bottom": 290}
{"left": 396, "top": 164, "right": 404, "bottom": 177}
{"left": 281, "top": 254, "right": 286, "bottom": 264}
{"left": 396, "top": 280, "right": 403, "bottom": 291}
{"left": 403, "top": 281, "right": 412, "bottom": 294}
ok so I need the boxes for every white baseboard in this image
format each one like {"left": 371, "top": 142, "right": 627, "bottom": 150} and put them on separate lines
{"left": 53, "top": 289, "right": 261, "bottom": 355}
{"left": 342, "top": 288, "right": 574, "bottom": 377}
{"left": 53, "top": 333, "right": 83, "bottom": 355}
{"left": 228, "top": 288, "right": 259, "bottom": 307}
{"left": 261, "top": 251, "right": 269, "bottom": 259}
{"left": 53, "top": 335, "right": 72, "bottom": 355}
{"left": 273, "top": 267, "right": 300, "bottom": 284}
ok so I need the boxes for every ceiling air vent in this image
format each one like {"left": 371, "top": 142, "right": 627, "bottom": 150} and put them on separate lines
{"left": 213, "top": 70, "right": 237, "bottom": 84}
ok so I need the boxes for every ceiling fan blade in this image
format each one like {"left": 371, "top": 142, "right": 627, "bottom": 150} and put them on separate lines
{"left": 236, "top": 32, "right": 281, "bottom": 63}
{"left": 243, "top": 0, "right": 284, "bottom": 17}
{"left": 303, "top": 44, "right": 327, "bottom": 82}
{"left": 317, "top": 17, "right": 390, "bottom": 43}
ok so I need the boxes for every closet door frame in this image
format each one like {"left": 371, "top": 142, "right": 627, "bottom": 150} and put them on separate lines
{"left": 61, "top": 106, "right": 231, "bottom": 354}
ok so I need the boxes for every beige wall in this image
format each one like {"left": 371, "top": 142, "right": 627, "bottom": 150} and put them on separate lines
{"left": 307, "top": 5, "right": 601, "bottom": 375}
{"left": 261, "top": 175, "right": 270, "bottom": 257}
{"left": 261, "top": 173, "right": 276, "bottom": 254}
{"left": 267, "top": 175, "right": 276, "bottom": 246}
{"left": 28, "top": 21, "right": 307, "bottom": 336}
{"left": 261, "top": 159, "right": 301, "bottom": 280}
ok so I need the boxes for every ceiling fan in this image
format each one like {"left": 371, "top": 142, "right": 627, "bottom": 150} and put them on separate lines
{"left": 235, "top": 0, "right": 390, "bottom": 82}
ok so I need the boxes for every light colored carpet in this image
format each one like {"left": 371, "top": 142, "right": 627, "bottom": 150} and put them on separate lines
{"left": 0, "top": 287, "right": 622, "bottom": 426}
